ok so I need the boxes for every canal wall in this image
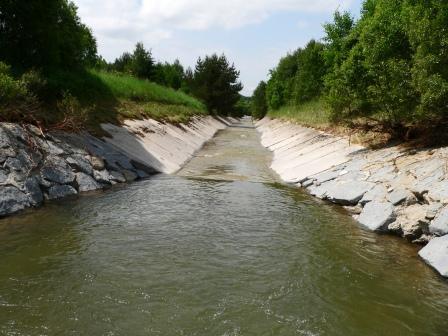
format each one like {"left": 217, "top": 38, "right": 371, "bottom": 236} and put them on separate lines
{"left": 0, "top": 116, "right": 229, "bottom": 217}
{"left": 256, "top": 117, "right": 448, "bottom": 278}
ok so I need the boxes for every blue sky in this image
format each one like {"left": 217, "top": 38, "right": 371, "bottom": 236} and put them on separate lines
{"left": 74, "top": 0, "right": 363, "bottom": 95}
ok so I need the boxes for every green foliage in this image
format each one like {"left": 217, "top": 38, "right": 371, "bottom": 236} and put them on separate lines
{"left": 268, "top": 99, "right": 331, "bottom": 128}
{"left": 92, "top": 70, "right": 205, "bottom": 110}
{"left": 268, "top": 0, "right": 448, "bottom": 131}
{"left": 323, "top": 11, "right": 356, "bottom": 70}
{"left": 129, "top": 43, "right": 154, "bottom": 79}
{"left": 0, "top": 62, "right": 40, "bottom": 122}
{"left": 112, "top": 52, "right": 133, "bottom": 74}
{"left": 190, "top": 54, "right": 243, "bottom": 115}
{"left": 266, "top": 51, "right": 300, "bottom": 109}
{"left": 233, "top": 96, "right": 251, "bottom": 118}
{"left": 111, "top": 43, "right": 154, "bottom": 80}
{"left": 294, "top": 40, "right": 327, "bottom": 103}
{"left": 153, "top": 60, "right": 185, "bottom": 90}
{"left": 266, "top": 40, "right": 326, "bottom": 110}
{"left": 0, "top": 0, "right": 97, "bottom": 71}
{"left": 403, "top": 0, "right": 448, "bottom": 119}
{"left": 251, "top": 81, "right": 268, "bottom": 119}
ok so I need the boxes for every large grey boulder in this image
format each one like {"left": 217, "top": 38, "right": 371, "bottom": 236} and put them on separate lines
{"left": 4, "top": 157, "right": 24, "bottom": 171}
{"left": 426, "top": 203, "right": 442, "bottom": 220}
{"left": 394, "top": 204, "right": 429, "bottom": 239}
{"left": 360, "top": 184, "right": 388, "bottom": 205}
{"left": 93, "top": 169, "right": 112, "bottom": 184}
{"left": 0, "top": 186, "right": 29, "bottom": 216}
{"left": 326, "top": 181, "right": 375, "bottom": 205}
{"left": 47, "top": 185, "right": 78, "bottom": 200}
{"left": 0, "top": 126, "right": 13, "bottom": 148}
{"left": 387, "top": 188, "right": 417, "bottom": 206}
{"left": 23, "top": 176, "right": 44, "bottom": 206}
{"left": 41, "top": 166, "right": 74, "bottom": 185}
{"left": 88, "top": 155, "right": 105, "bottom": 170}
{"left": 312, "top": 169, "right": 340, "bottom": 185}
{"left": 430, "top": 207, "right": 448, "bottom": 236}
{"left": 75, "top": 172, "right": 102, "bottom": 192}
{"left": 109, "top": 170, "right": 126, "bottom": 183}
{"left": 358, "top": 201, "right": 395, "bottom": 231}
{"left": 0, "top": 147, "right": 16, "bottom": 164}
{"left": 66, "top": 155, "right": 93, "bottom": 175}
{"left": 419, "top": 235, "right": 448, "bottom": 277}
{"left": 307, "top": 181, "right": 334, "bottom": 199}
{"left": 0, "top": 170, "right": 8, "bottom": 184}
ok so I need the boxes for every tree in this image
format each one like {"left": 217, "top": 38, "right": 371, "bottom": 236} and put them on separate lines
{"left": 403, "top": 0, "right": 448, "bottom": 119}
{"left": 251, "top": 81, "right": 268, "bottom": 119}
{"left": 266, "top": 50, "right": 301, "bottom": 109}
{"left": 324, "top": 0, "right": 417, "bottom": 125}
{"left": 113, "top": 52, "right": 133, "bottom": 73}
{"left": 323, "top": 11, "right": 356, "bottom": 70}
{"left": 153, "top": 60, "right": 184, "bottom": 90}
{"left": 0, "top": 0, "right": 97, "bottom": 72}
{"left": 191, "top": 54, "right": 243, "bottom": 115}
{"left": 294, "top": 40, "right": 327, "bottom": 103}
{"left": 130, "top": 42, "right": 154, "bottom": 79}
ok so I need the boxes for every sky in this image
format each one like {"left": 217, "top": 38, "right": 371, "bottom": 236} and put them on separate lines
{"left": 73, "top": 0, "right": 363, "bottom": 95}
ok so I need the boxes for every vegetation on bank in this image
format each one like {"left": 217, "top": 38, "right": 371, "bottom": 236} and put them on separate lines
{"left": 252, "top": 0, "right": 448, "bottom": 141}
{"left": 0, "top": 0, "right": 244, "bottom": 132}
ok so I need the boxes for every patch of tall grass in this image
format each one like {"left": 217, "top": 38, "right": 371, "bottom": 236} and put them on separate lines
{"left": 268, "top": 99, "right": 331, "bottom": 128}
{"left": 91, "top": 70, "right": 205, "bottom": 111}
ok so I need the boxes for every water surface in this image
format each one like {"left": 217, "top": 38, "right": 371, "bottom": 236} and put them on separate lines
{"left": 1, "top": 121, "right": 447, "bottom": 335}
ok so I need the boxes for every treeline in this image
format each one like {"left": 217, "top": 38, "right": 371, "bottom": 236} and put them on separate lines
{"left": 99, "top": 44, "right": 244, "bottom": 115}
{"left": 0, "top": 0, "right": 244, "bottom": 129}
{"left": 253, "top": 0, "right": 448, "bottom": 132}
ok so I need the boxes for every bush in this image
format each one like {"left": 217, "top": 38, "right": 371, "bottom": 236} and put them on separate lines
{"left": 0, "top": 62, "right": 40, "bottom": 122}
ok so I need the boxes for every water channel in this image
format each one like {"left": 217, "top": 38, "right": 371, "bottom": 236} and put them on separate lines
{"left": 1, "top": 120, "right": 447, "bottom": 335}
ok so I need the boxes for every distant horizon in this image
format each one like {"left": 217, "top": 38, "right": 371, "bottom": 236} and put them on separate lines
{"left": 73, "top": 0, "right": 363, "bottom": 95}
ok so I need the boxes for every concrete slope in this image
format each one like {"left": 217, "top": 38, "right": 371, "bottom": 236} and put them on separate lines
{"left": 101, "top": 116, "right": 228, "bottom": 174}
{"left": 256, "top": 117, "right": 363, "bottom": 183}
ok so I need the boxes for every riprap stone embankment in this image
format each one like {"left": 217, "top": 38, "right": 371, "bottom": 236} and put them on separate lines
{"left": 256, "top": 117, "right": 448, "bottom": 278}
{"left": 0, "top": 116, "right": 230, "bottom": 217}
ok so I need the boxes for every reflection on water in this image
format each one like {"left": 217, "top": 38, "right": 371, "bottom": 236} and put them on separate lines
{"left": 0, "top": 120, "right": 447, "bottom": 335}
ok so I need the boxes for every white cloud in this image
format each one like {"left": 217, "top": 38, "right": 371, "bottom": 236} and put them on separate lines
{"left": 72, "top": 0, "right": 354, "bottom": 94}
{"left": 74, "top": 0, "right": 353, "bottom": 52}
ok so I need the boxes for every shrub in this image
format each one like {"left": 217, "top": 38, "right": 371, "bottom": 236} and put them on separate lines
{"left": 0, "top": 62, "right": 40, "bottom": 122}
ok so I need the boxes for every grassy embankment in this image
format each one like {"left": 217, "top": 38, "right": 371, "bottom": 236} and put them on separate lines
{"left": 53, "top": 70, "right": 206, "bottom": 130}
{"left": 1, "top": 67, "right": 207, "bottom": 134}
{"left": 267, "top": 99, "right": 331, "bottom": 129}
{"left": 266, "top": 100, "right": 392, "bottom": 147}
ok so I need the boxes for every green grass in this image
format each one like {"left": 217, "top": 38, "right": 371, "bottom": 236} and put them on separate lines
{"left": 118, "top": 101, "right": 207, "bottom": 124}
{"left": 267, "top": 99, "right": 332, "bottom": 128}
{"left": 91, "top": 70, "right": 205, "bottom": 111}
{"left": 33, "top": 69, "right": 207, "bottom": 132}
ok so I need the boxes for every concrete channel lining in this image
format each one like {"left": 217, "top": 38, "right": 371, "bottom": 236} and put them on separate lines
{"left": 101, "top": 116, "right": 229, "bottom": 174}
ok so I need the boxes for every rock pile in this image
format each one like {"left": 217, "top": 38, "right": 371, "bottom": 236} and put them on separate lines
{"left": 0, "top": 123, "right": 154, "bottom": 217}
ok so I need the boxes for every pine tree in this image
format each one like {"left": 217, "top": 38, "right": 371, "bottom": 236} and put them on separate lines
{"left": 191, "top": 54, "right": 243, "bottom": 115}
